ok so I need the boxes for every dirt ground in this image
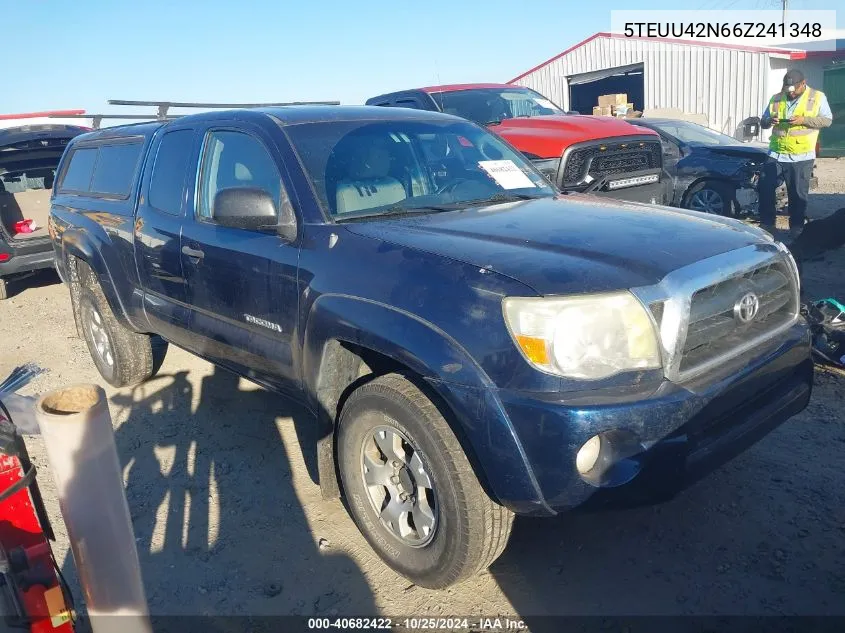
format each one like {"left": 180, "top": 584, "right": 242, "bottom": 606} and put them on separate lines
{"left": 1, "top": 159, "right": 844, "bottom": 628}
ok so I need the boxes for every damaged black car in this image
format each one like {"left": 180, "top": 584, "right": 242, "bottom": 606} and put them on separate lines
{"left": 629, "top": 118, "right": 777, "bottom": 218}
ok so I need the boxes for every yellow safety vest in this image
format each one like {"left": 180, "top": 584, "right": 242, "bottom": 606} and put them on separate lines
{"left": 768, "top": 88, "right": 823, "bottom": 154}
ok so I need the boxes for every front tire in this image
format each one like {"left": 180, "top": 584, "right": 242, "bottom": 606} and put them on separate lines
{"left": 683, "top": 180, "right": 737, "bottom": 217}
{"left": 78, "top": 284, "right": 168, "bottom": 387}
{"left": 337, "top": 373, "right": 513, "bottom": 589}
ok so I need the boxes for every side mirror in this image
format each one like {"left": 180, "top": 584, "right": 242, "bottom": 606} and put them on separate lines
{"left": 212, "top": 187, "right": 278, "bottom": 232}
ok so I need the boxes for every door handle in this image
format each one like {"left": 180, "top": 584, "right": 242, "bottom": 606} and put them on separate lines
{"left": 182, "top": 245, "right": 205, "bottom": 260}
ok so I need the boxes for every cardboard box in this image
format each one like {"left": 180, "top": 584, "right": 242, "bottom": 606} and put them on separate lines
{"left": 598, "top": 93, "right": 628, "bottom": 107}
{"left": 592, "top": 105, "right": 613, "bottom": 116}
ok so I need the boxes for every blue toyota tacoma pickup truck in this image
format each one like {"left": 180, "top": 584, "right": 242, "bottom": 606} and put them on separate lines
{"left": 48, "top": 105, "right": 812, "bottom": 589}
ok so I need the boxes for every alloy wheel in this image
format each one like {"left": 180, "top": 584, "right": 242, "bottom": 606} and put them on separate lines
{"left": 88, "top": 305, "right": 114, "bottom": 368}
{"left": 360, "top": 425, "right": 437, "bottom": 547}
{"left": 689, "top": 188, "right": 725, "bottom": 214}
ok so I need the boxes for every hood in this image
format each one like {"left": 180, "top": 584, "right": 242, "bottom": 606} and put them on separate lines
{"left": 490, "top": 115, "right": 659, "bottom": 159}
{"left": 344, "top": 196, "right": 770, "bottom": 296}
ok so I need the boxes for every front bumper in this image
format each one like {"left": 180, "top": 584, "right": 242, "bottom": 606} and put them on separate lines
{"left": 585, "top": 179, "right": 666, "bottom": 205}
{"left": 494, "top": 321, "right": 812, "bottom": 515}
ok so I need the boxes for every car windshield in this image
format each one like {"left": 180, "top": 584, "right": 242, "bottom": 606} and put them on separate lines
{"left": 283, "top": 118, "right": 556, "bottom": 220}
{"left": 430, "top": 88, "right": 564, "bottom": 125}
{"left": 648, "top": 120, "right": 740, "bottom": 146}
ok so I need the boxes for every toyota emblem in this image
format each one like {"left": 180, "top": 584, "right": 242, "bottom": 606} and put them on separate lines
{"left": 734, "top": 292, "right": 760, "bottom": 324}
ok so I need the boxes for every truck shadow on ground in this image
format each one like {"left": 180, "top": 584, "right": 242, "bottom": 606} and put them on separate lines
{"left": 3, "top": 269, "right": 61, "bottom": 299}
{"left": 61, "top": 366, "right": 376, "bottom": 624}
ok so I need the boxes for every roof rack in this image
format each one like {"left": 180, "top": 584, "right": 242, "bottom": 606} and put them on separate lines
{"left": 108, "top": 99, "right": 341, "bottom": 119}
{"left": 47, "top": 113, "right": 179, "bottom": 129}
{"left": 46, "top": 99, "right": 341, "bottom": 129}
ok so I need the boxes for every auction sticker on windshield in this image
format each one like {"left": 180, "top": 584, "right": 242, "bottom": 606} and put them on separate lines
{"left": 478, "top": 160, "right": 536, "bottom": 189}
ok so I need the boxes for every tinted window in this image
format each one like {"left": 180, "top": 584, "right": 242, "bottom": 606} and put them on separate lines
{"left": 90, "top": 142, "right": 144, "bottom": 196}
{"left": 149, "top": 130, "right": 194, "bottom": 215}
{"left": 648, "top": 120, "right": 739, "bottom": 146}
{"left": 396, "top": 99, "right": 422, "bottom": 109}
{"left": 59, "top": 147, "right": 98, "bottom": 192}
{"left": 198, "top": 130, "right": 281, "bottom": 221}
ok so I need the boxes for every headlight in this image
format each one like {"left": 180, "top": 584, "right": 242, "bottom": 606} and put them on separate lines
{"left": 502, "top": 292, "right": 662, "bottom": 380}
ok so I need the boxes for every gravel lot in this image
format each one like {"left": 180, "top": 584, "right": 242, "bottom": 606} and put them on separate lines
{"left": 1, "top": 159, "right": 844, "bottom": 628}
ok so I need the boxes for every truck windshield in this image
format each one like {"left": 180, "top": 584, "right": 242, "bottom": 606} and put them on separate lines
{"left": 284, "top": 118, "right": 555, "bottom": 220}
{"left": 430, "top": 88, "right": 564, "bottom": 125}
{"left": 648, "top": 120, "right": 741, "bottom": 146}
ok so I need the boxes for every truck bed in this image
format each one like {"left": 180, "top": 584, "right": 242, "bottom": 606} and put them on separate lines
{"left": 0, "top": 190, "right": 51, "bottom": 241}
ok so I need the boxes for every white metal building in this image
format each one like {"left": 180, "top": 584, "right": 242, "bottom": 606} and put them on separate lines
{"left": 509, "top": 33, "right": 843, "bottom": 141}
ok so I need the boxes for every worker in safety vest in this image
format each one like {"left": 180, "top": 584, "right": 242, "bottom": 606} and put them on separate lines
{"left": 759, "top": 69, "right": 833, "bottom": 239}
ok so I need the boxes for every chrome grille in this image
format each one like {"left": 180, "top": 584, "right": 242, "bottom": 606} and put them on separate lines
{"left": 632, "top": 243, "right": 802, "bottom": 383}
{"left": 680, "top": 262, "right": 798, "bottom": 373}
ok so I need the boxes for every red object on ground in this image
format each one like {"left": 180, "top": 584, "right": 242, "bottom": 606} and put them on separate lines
{"left": 0, "top": 422, "right": 75, "bottom": 632}
{"left": 13, "top": 220, "right": 36, "bottom": 235}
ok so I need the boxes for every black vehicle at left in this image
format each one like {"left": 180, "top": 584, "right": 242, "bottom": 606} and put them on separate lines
{"left": 0, "top": 116, "right": 89, "bottom": 299}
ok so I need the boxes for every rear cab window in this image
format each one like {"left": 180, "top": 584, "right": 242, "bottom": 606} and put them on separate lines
{"left": 58, "top": 139, "right": 144, "bottom": 198}
{"left": 59, "top": 148, "right": 98, "bottom": 192}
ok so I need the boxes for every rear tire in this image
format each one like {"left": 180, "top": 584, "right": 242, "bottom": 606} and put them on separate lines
{"left": 78, "top": 283, "right": 168, "bottom": 387}
{"left": 683, "top": 180, "right": 737, "bottom": 217}
{"left": 337, "top": 373, "right": 514, "bottom": 589}
{"left": 0, "top": 278, "right": 7, "bottom": 301}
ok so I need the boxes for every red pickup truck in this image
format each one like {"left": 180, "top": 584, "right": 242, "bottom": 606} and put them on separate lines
{"left": 366, "top": 83, "right": 666, "bottom": 204}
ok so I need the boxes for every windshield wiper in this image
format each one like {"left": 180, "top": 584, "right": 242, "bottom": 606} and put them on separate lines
{"left": 462, "top": 192, "right": 551, "bottom": 206}
{"left": 335, "top": 204, "right": 454, "bottom": 222}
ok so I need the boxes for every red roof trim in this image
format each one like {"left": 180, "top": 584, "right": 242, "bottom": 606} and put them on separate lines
{"left": 0, "top": 109, "right": 86, "bottom": 121}
{"left": 800, "top": 50, "right": 845, "bottom": 59}
{"left": 507, "top": 32, "right": 812, "bottom": 83}
{"left": 508, "top": 33, "right": 605, "bottom": 84}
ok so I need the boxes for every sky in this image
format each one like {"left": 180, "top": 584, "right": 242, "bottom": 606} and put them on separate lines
{"left": 3, "top": 0, "right": 841, "bottom": 118}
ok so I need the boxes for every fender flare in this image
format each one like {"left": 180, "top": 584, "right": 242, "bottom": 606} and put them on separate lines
{"left": 302, "top": 293, "right": 549, "bottom": 514}
{"left": 61, "top": 228, "right": 141, "bottom": 332}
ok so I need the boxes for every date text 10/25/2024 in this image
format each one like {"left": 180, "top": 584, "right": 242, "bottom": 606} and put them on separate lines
{"left": 307, "top": 617, "right": 528, "bottom": 631}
